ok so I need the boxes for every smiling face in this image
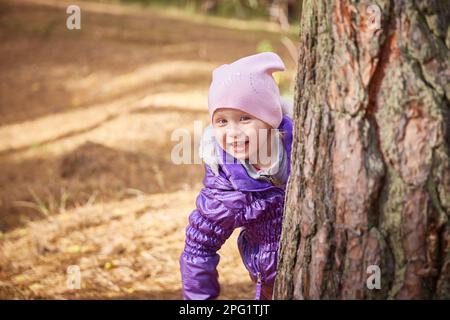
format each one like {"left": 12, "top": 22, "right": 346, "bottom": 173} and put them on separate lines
{"left": 212, "top": 108, "right": 274, "bottom": 164}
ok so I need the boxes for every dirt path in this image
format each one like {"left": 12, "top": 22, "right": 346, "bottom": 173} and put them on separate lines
{"left": 0, "top": 0, "right": 295, "bottom": 299}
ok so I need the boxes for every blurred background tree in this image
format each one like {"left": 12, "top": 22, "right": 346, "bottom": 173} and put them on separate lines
{"left": 107, "top": 0, "right": 301, "bottom": 23}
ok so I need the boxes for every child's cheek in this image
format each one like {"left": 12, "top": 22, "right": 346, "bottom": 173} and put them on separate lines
{"left": 246, "top": 139, "right": 259, "bottom": 162}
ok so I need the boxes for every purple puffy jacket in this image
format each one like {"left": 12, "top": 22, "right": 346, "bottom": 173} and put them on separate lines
{"left": 180, "top": 115, "right": 293, "bottom": 300}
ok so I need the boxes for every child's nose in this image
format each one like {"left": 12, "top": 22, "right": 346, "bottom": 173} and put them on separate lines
{"left": 226, "top": 123, "right": 244, "bottom": 140}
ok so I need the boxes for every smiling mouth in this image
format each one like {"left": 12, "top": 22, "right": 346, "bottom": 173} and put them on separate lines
{"left": 228, "top": 140, "right": 249, "bottom": 152}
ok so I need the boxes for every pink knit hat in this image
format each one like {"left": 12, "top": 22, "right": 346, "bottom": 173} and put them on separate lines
{"left": 208, "top": 52, "right": 286, "bottom": 129}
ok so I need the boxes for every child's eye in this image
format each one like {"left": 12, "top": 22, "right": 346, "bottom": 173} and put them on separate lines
{"left": 216, "top": 118, "right": 227, "bottom": 125}
{"left": 240, "top": 116, "right": 251, "bottom": 121}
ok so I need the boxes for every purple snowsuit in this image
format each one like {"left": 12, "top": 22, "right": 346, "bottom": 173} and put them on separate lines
{"left": 180, "top": 115, "right": 293, "bottom": 300}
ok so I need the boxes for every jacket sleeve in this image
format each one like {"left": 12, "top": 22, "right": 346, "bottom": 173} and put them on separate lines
{"left": 179, "top": 167, "right": 249, "bottom": 300}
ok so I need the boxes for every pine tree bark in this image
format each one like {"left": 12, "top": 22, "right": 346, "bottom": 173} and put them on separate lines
{"left": 274, "top": 0, "right": 450, "bottom": 299}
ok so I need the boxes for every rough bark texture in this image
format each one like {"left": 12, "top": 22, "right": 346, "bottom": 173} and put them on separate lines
{"left": 274, "top": 0, "right": 450, "bottom": 299}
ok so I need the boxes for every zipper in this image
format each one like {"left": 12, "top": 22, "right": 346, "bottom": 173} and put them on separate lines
{"left": 255, "top": 271, "right": 262, "bottom": 300}
{"left": 253, "top": 251, "right": 263, "bottom": 300}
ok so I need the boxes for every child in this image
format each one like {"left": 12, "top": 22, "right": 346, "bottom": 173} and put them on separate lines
{"left": 179, "top": 52, "right": 293, "bottom": 300}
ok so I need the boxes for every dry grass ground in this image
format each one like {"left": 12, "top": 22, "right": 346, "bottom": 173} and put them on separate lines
{"left": 0, "top": 0, "right": 296, "bottom": 299}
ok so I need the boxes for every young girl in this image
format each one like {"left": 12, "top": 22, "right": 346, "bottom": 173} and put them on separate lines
{"left": 179, "top": 52, "right": 293, "bottom": 300}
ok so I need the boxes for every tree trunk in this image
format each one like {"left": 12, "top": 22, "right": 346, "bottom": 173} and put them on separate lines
{"left": 274, "top": 0, "right": 450, "bottom": 299}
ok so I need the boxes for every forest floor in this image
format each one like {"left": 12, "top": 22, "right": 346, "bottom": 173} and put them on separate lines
{"left": 0, "top": 0, "right": 296, "bottom": 299}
